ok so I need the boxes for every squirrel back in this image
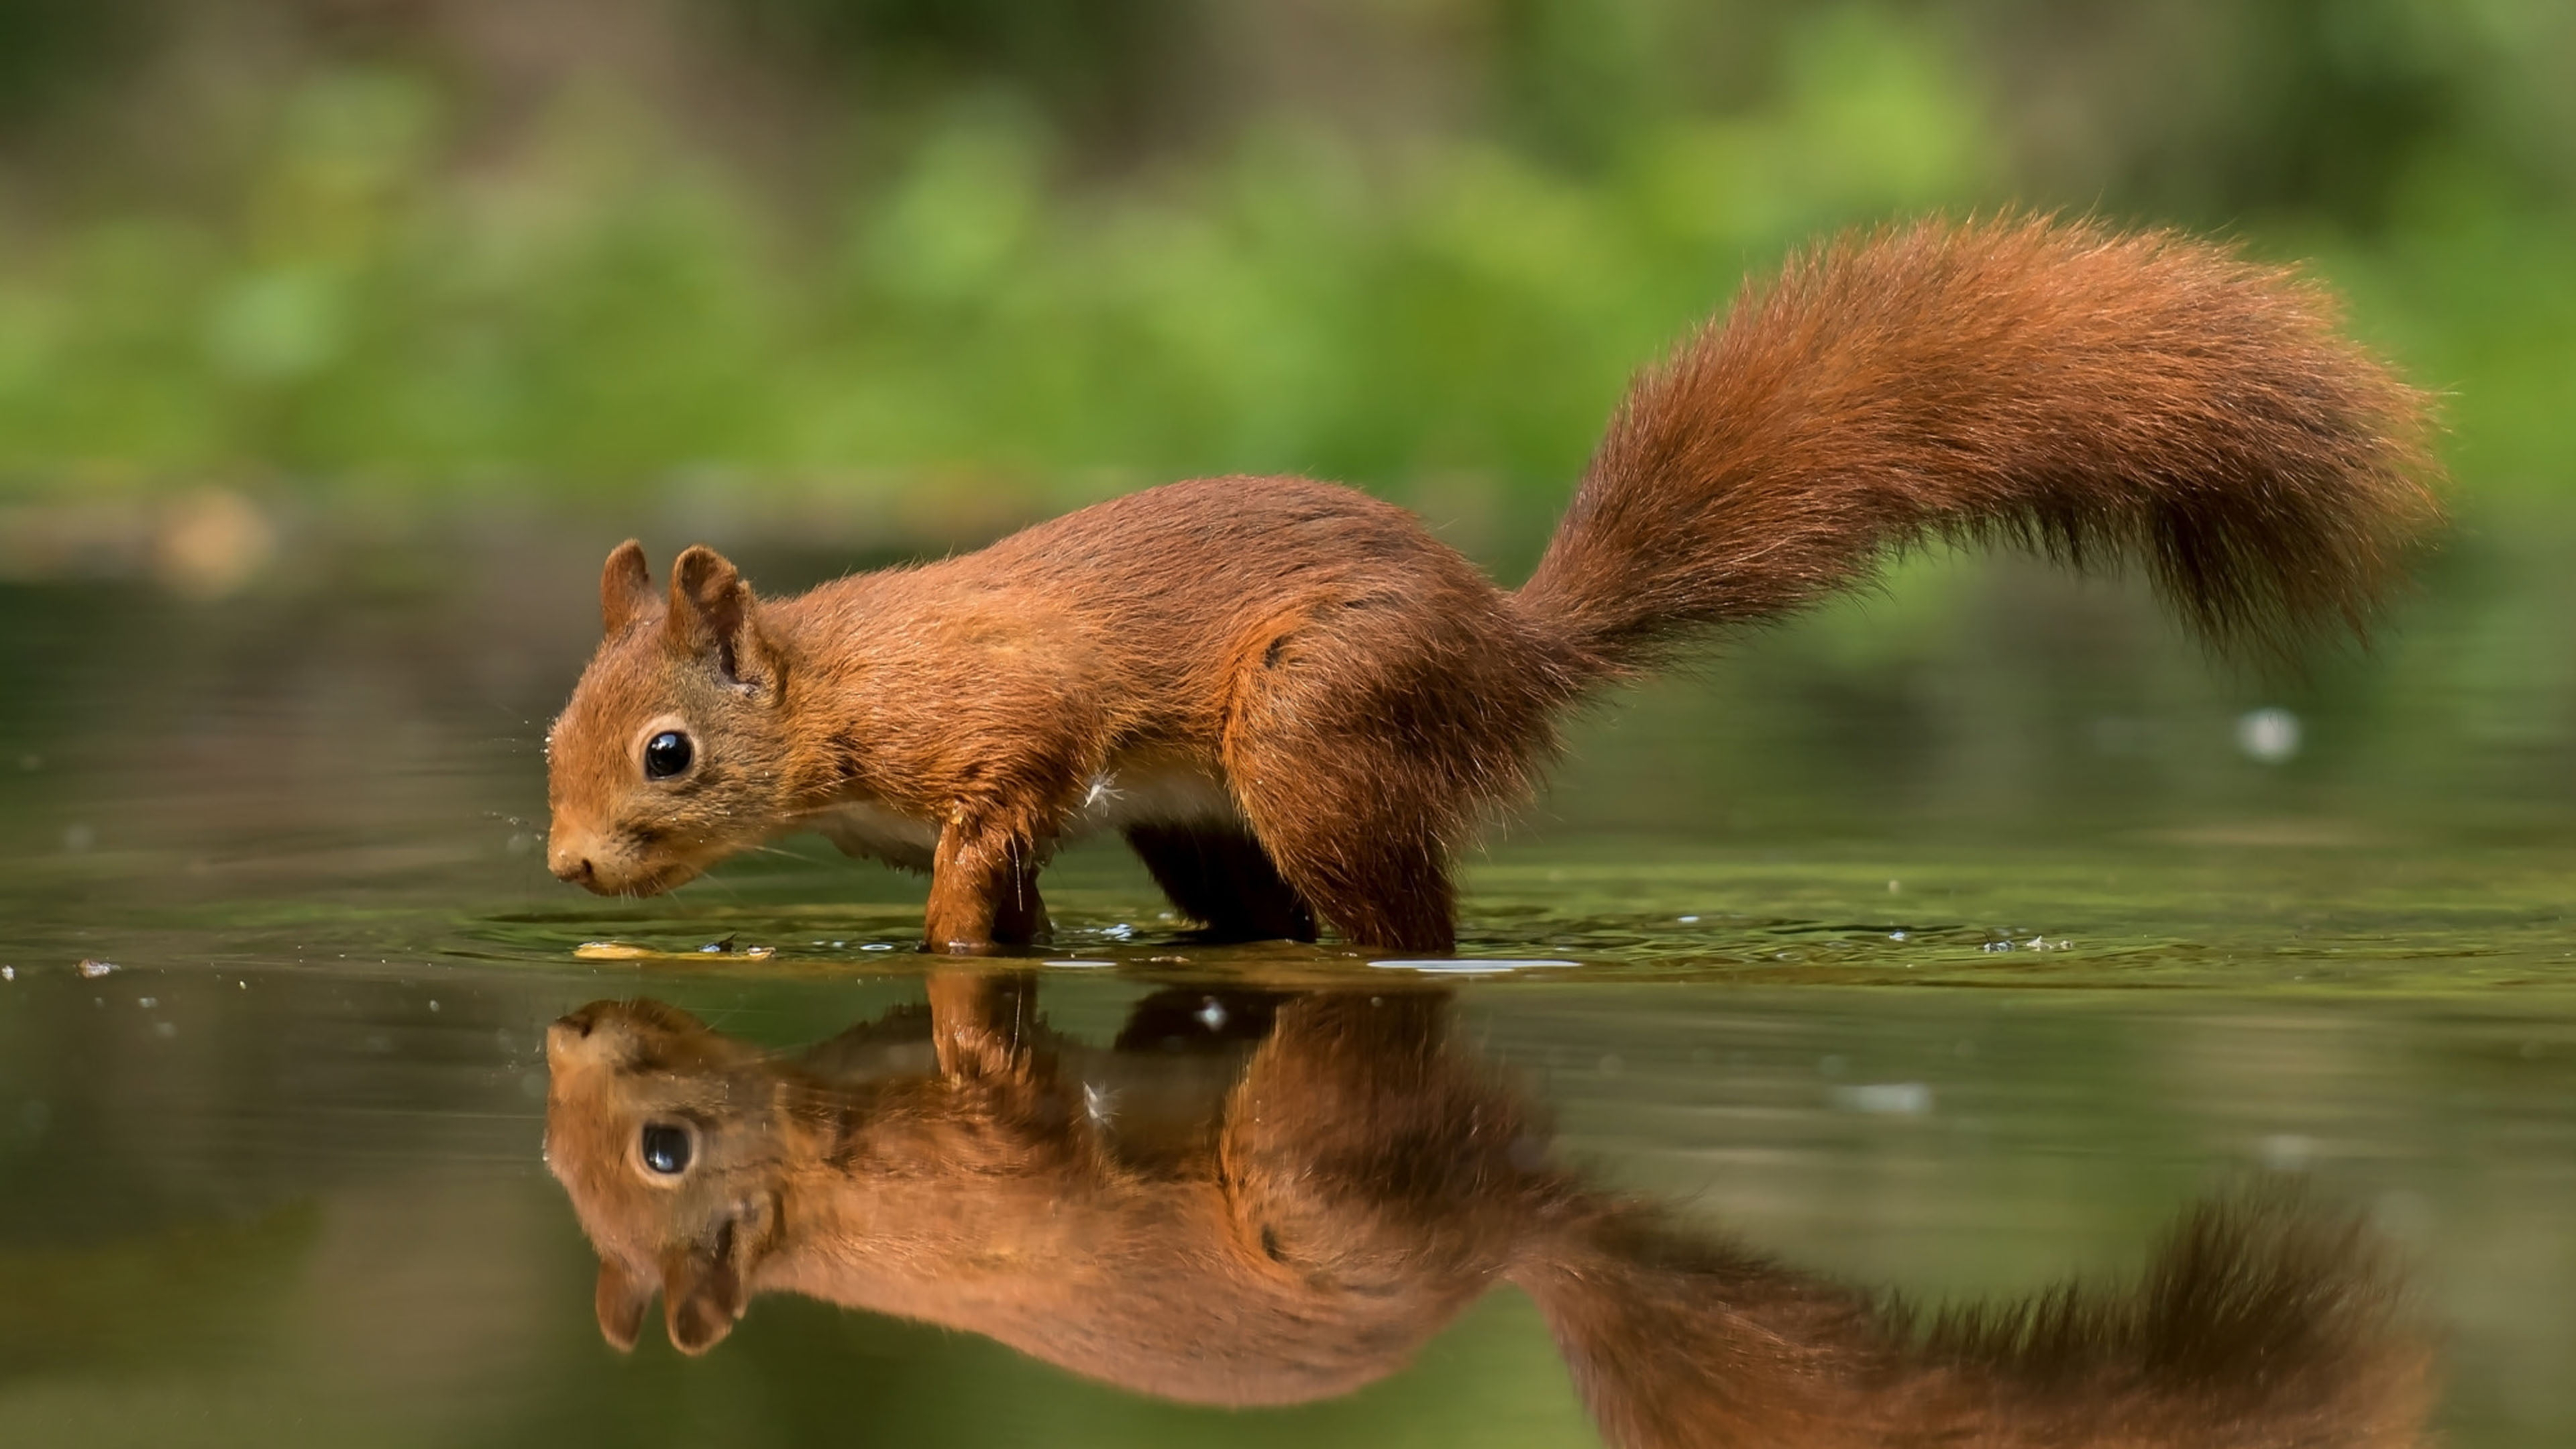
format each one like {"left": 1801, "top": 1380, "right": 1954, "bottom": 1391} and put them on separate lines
{"left": 1519, "top": 214, "right": 2438, "bottom": 673}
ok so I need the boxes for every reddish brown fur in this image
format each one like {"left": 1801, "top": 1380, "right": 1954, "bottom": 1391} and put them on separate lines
{"left": 542, "top": 985, "right": 2434, "bottom": 1447}
{"left": 543, "top": 216, "right": 2440, "bottom": 951}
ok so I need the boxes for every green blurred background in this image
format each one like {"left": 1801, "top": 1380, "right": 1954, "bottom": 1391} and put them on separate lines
{"left": 0, "top": 0, "right": 2567, "bottom": 526}
{"left": 0, "top": 11, "right": 2572, "bottom": 1445}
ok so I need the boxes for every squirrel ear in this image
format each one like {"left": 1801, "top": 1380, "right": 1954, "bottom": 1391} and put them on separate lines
{"left": 594, "top": 1256, "right": 653, "bottom": 1352}
{"left": 665, "top": 545, "right": 770, "bottom": 687}
{"left": 600, "top": 540, "right": 654, "bottom": 635}
{"left": 660, "top": 1193, "right": 778, "bottom": 1355}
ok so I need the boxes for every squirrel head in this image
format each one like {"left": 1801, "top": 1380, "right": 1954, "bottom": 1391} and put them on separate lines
{"left": 544, "top": 542, "right": 797, "bottom": 896}
{"left": 543, "top": 998, "right": 798, "bottom": 1355}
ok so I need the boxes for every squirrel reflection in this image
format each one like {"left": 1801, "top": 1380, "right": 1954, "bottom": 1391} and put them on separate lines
{"left": 542, "top": 977, "right": 2431, "bottom": 1449}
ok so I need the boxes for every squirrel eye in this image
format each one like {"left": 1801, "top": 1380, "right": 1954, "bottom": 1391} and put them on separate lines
{"left": 639, "top": 1121, "right": 692, "bottom": 1175}
{"left": 643, "top": 731, "right": 693, "bottom": 780}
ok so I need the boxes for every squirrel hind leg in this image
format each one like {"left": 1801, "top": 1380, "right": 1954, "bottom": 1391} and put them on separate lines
{"left": 1222, "top": 714, "right": 1464, "bottom": 955}
{"left": 1260, "top": 819, "right": 1457, "bottom": 954}
{"left": 1123, "top": 824, "right": 1319, "bottom": 943}
{"left": 1219, "top": 588, "right": 1555, "bottom": 954}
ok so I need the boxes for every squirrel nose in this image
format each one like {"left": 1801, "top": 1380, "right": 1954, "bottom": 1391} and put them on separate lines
{"left": 547, "top": 842, "right": 597, "bottom": 884}
{"left": 545, "top": 1008, "right": 607, "bottom": 1065}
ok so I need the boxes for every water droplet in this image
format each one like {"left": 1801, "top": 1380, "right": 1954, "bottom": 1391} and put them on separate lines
{"left": 1834, "top": 1082, "right": 1933, "bottom": 1115}
{"left": 2257, "top": 1134, "right": 2316, "bottom": 1171}
{"left": 2235, "top": 707, "right": 2302, "bottom": 763}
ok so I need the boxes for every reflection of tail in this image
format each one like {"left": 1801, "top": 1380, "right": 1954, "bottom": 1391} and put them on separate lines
{"left": 1515, "top": 1190, "right": 2432, "bottom": 1449}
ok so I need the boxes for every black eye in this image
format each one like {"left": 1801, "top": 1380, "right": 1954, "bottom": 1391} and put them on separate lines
{"left": 643, "top": 731, "right": 693, "bottom": 780}
{"left": 639, "top": 1121, "right": 692, "bottom": 1175}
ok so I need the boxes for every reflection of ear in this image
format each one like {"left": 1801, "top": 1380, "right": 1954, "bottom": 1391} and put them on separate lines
{"left": 594, "top": 1256, "right": 654, "bottom": 1352}
{"left": 660, "top": 1192, "right": 781, "bottom": 1356}
{"left": 666, "top": 545, "right": 772, "bottom": 689}
{"left": 600, "top": 540, "right": 654, "bottom": 635}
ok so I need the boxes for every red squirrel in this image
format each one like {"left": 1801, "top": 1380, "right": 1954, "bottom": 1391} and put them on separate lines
{"left": 543, "top": 216, "right": 2440, "bottom": 951}
{"left": 542, "top": 983, "right": 2433, "bottom": 1448}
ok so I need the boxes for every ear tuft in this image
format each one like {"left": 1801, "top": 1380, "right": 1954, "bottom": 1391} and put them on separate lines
{"left": 594, "top": 1256, "right": 654, "bottom": 1352}
{"left": 601, "top": 541, "right": 654, "bottom": 636}
{"left": 665, "top": 545, "right": 766, "bottom": 685}
{"left": 662, "top": 1247, "right": 747, "bottom": 1355}
{"left": 658, "top": 1191, "right": 778, "bottom": 1355}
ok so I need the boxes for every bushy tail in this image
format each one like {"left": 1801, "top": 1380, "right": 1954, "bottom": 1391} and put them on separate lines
{"left": 1910, "top": 1189, "right": 2435, "bottom": 1448}
{"left": 1516, "top": 1190, "right": 2433, "bottom": 1449}
{"left": 1516, "top": 215, "right": 2441, "bottom": 672}
{"left": 1513, "top": 1208, "right": 1896, "bottom": 1449}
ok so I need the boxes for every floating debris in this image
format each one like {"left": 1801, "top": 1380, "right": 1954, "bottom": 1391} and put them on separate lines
{"left": 1043, "top": 959, "right": 1116, "bottom": 969}
{"left": 0, "top": 966, "right": 13, "bottom": 982}
{"left": 576, "top": 939, "right": 772, "bottom": 961}
{"left": 77, "top": 958, "right": 116, "bottom": 978}
{"left": 1369, "top": 958, "right": 1579, "bottom": 975}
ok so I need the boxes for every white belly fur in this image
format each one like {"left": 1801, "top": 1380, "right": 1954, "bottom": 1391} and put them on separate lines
{"left": 1067, "top": 754, "right": 1246, "bottom": 838}
{"left": 810, "top": 799, "right": 941, "bottom": 870}
{"left": 808, "top": 753, "right": 1245, "bottom": 870}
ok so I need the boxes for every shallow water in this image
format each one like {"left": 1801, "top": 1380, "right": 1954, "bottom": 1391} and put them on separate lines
{"left": 0, "top": 523, "right": 2570, "bottom": 1446}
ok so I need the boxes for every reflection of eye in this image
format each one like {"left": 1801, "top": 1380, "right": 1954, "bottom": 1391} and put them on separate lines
{"left": 643, "top": 732, "right": 693, "bottom": 780}
{"left": 640, "top": 1121, "right": 692, "bottom": 1175}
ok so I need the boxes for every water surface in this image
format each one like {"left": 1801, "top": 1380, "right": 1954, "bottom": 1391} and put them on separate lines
{"left": 0, "top": 524, "right": 2569, "bottom": 1445}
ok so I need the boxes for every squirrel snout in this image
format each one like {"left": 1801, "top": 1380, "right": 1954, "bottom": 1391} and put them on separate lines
{"left": 548, "top": 837, "right": 604, "bottom": 889}
{"left": 545, "top": 829, "right": 692, "bottom": 897}
{"left": 545, "top": 1008, "right": 612, "bottom": 1067}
